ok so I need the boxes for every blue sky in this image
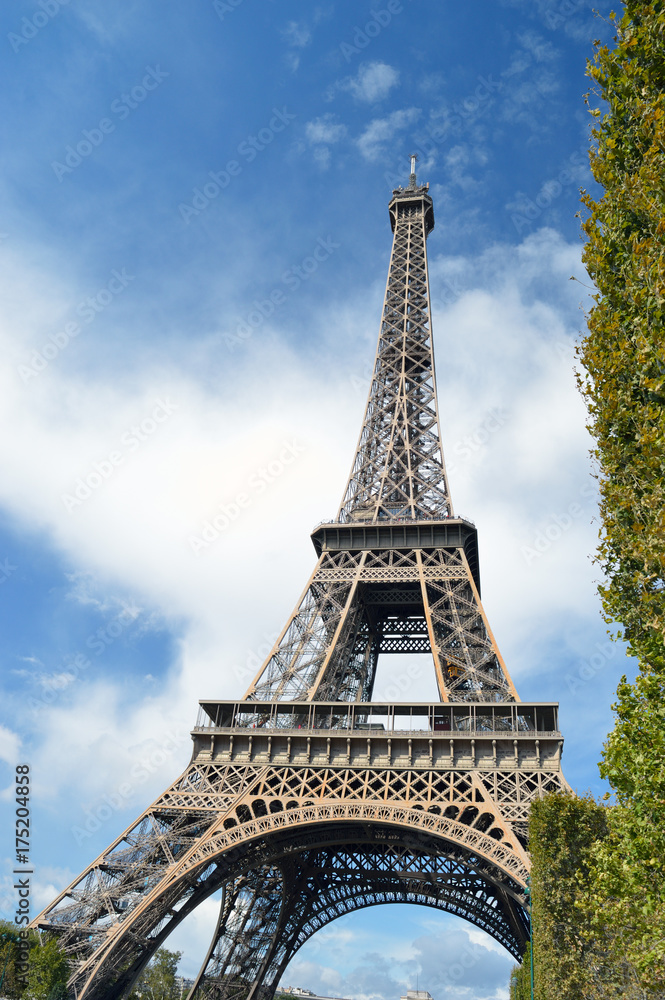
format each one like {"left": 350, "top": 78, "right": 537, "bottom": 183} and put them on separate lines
{"left": 0, "top": 1, "right": 622, "bottom": 998}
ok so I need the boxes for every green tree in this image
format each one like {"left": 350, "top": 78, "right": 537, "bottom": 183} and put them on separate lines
{"left": 579, "top": 2, "right": 665, "bottom": 990}
{"left": 509, "top": 942, "right": 532, "bottom": 1000}
{"left": 25, "top": 937, "right": 69, "bottom": 1000}
{"left": 528, "top": 792, "right": 614, "bottom": 999}
{"left": 509, "top": 793, "right": 650, "bottom": 999}
{"left": 0, "top": 921, "right": 40, "bottom": 999}
{"left": 580, "top": 3, "right": 665, "bottom": 673}
{"left": 509, "top": 7, "right": 665, "bottom": 998}
{"left": 128, "top": 948, "right": 183, "bottom": 1000}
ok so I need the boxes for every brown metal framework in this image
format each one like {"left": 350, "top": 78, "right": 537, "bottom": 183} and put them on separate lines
{"left": 32, "top": 164, "right": 567, "bottom": 999}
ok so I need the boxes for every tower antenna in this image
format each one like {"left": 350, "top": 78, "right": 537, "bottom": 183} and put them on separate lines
{"left": 409, "top": 151, "right": 418, "bottom": 187}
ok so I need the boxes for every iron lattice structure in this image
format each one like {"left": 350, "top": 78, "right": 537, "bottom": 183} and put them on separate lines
{"left": 33, "top": 165, "right": 567, "bottom": 1000}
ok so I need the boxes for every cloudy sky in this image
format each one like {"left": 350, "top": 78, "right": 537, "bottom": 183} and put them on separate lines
{"left": 0, "top": 1, "right": 622, "bottom": 997}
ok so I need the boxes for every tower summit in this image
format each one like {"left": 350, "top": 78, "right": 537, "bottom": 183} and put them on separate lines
{"left": 33, "top": 164, "right": 567, "bottom": 1000}
{"left": 339, "top": 156, "right": 441, "bottom": 524}
{"left": 246, "top": 160, "right": 515, "bottom": 705}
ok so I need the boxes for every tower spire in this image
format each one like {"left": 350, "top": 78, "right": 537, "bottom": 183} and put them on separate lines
{"left": 338, "top": 163, "right": 452, "bottom": 523}
{"left": 409, "top": 152, "right": 418, "bottom": 187}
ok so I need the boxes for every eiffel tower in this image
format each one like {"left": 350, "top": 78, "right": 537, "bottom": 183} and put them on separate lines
{"left": 33, "top": 157, "right": 567, "bottom": 999}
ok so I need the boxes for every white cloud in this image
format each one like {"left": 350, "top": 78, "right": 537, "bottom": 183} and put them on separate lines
{"left": 357, "top": 107, "right": 421, "bottom": 161}
{"left": 305, "top": 115, "right": 348, "bottom": 146}
{"left": 517, "top": 29, "right": 558, "bottom": 63}
{"left": 0, "top": 724, "right": 20, "bottom": 767}
{"left": 38, "top": 671, "right": 76, "bottom": 691}
{"left": 313, "top": 146, "right": 332, "bottom": 170}
{"left": 499, "top": 33, "right": 561, "bottom": 134}
{"left": 282, "top": 20, "right": 312, "bottom": 49}
{"left": 285, "top": 910, "right": 513, "bottom": 1000}
{"left": 342, "top": 61, "right": 400, "bottom": 103}
{"left": 305, "top": 114, "right": 348, "bottom": 170}
{"left": 444, "top": 142, "right": 489, "bottom": 192}
{"left": 280, "top": 21, "right": 312, "bottom": 72}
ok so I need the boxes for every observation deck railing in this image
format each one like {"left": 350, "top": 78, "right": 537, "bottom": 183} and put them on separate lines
{"left": 194, "top": 700, "right": 559, "bottom": 739}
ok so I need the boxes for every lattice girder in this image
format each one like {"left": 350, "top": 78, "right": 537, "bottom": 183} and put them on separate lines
{"left": 41, "top": 812, "right": 531, "bottom": 1000}
{"left": 187, "top": 866, "right": 286, "bottom": 1000}
{"left": 246, "top": 546, "right": 518, "bottom": 703}
{"left": 338, "top": 184, "right": 450, "bottom": 524}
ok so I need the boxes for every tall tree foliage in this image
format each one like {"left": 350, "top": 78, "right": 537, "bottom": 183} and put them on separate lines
{"left": 509, "top": 795, "right": 651, "bottom": 999}
{"left": 0, "top": 922, "right": 39, "bottom": 998}
{"left": 128, "top": 948, "right": 183, "bottom": 1000}
{"left": 579, "top": 2, "right": 665, "bottom": 989}
{"left": 581, "top": 4, "right": 665, "bottom": 663}
{"left": 25, "top": 938, "right": 69, "bottom": 1000}
{"left": 509, "top": 794, "right": 612, "bottom": 1000}
{"left": 510, "top": 943, "right": 532, "bottom": 1000}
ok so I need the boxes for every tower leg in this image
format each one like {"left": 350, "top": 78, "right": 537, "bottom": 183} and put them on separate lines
{"left": 188, "top": 866, "right": 284, "bottom": 1000}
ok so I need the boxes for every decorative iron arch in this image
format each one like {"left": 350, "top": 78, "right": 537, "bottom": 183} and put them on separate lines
{"left": 185, "top": 826, "right": 530, "bottom": 999}
{"left": 53, "top": 807, "right": 529, "bottom": 1000}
